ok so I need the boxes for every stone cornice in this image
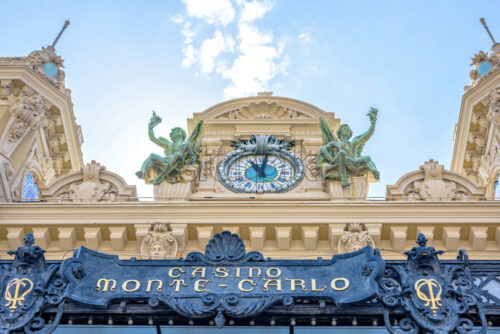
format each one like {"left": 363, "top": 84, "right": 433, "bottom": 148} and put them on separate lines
{"left": 1, "top": 200, "right": 500, "bottom": 224}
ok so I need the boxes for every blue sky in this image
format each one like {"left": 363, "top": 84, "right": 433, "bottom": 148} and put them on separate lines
{"left": 1, "top": 0, "right": 500, "bottom": 198}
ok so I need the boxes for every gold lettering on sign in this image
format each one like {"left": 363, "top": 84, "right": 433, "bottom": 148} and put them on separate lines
{"left": 4, "top": 278, "right": 33, "bottom": 312}
{"left": 266, "top": 268, "right": 281, "bottom": 278}
{"left": 249, "top": 267, "right": 262, "bottom": 278}
{"left": 311, "top": 279, "right": 326, "bottom": 292}
{"left": 286, "top": 278, "right": 307, "bottom": 292}
{"left": 191, "top": 267, "right": 207, "bottom": 278}
{"left": 194, "top": 279, "right": 211, "bottom": 292}
{"left": 238, "top": 279, "right": 256, "bottom": 292}
{"left": 236, "top": 267, "right": 241, "bottom": 278}
{"left": 415, "top": 278, "right": 442, "bottom": 315}
{"left": 331, "top": 278, "right": 350, "bottom": 291}
{"left": 169, "top": 279, "right": 187, "bottom": 293}
{"left": 263, "top": 279, "right": 282, "bottom": 292}
{"left": 168, "top": 267, "right": 185, "bottom": 278}
{"left": 146, "top": 279, "right": 163, "bottom": 292}
{"left": 96, "top": 278, "right": 117, "bottom": 292}
{"left": 122, "top": 280, "right": 141, "bottom": 292}
{"left": 213, "top": 267, "right": 229, "bottom": 278}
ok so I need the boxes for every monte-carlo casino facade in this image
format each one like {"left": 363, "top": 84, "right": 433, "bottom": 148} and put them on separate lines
{"left": 1, "top": 22, "right": 500, "bottom": 334}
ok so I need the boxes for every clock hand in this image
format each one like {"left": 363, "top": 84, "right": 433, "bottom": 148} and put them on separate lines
{"left": 249, "top": 160, "right": 260, "bottom": 173}
{"left": 258, "top": 154, "right": 269, "bottom": 177}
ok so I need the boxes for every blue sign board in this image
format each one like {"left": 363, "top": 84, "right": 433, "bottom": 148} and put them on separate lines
{"left": 61, "top": 232, "right": 384, "bottom": 327}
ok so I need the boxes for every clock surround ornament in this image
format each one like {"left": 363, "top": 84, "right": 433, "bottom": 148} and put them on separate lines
{"left": 217, "top": 135, "right": 305, "bottom": 193}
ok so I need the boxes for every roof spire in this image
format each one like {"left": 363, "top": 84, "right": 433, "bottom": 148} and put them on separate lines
{"left": 51, "top": 20, "right": 70, "bottom": 49}
{"left": 479, "top": 17, "right": 499, "bottom": 53}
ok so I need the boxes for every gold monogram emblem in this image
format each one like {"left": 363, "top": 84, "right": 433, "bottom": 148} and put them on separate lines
{"left": 414, "top": 278, "right": 442, "bottom": 315}
{"left": 4, "top": 278, "right": 34, "bottom": 313}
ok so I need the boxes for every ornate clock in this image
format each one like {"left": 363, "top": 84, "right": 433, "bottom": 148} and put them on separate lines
{"left": 217, "top": 135, "right": 304, "bottom": 193}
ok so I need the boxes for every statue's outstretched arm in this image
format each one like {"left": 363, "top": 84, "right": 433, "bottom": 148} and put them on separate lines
{"left": 148, "top": 111, "right": 169, "bottom": 148}
{"left": 353, "top": 107, "right": 378, "bottom": 147}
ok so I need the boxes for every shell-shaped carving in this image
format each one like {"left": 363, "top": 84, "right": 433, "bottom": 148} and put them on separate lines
{"left": 205, "top": 231, "right": 246, "bottom": 262}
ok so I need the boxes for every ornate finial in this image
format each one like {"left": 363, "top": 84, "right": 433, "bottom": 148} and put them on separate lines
{"left": 480, "top": 17, "right": 499, "bottom": 53}
{"left": 416, "top": 233, "right": 427, "bottom": 247}
{"left": 24, "top": 233, "right": 35, "bottom": 247}
{"left": 51, "top": 20, "right": 70, "bottom": 48}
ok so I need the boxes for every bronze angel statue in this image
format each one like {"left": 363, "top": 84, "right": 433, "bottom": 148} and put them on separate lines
{"left": 136, "top": 111, "right": 204, "bottom": 184}
{"left": 317, "top": 107, "right": 380, "bottom": 187}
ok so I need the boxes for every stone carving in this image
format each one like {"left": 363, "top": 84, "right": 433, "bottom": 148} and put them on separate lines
{"left": 318, "top": 108, "right": 380, "bottom": 187}
{"left": 0, "top": 79, "right": 13, "bottom": 98}
{"left": 214, "top": 101, "right": 313, "bottom": 120}
{"left": 467, "top": 49, "right": 499, "bottom": 91}
{"left": 4, "top": 86, "right": 51, "bottom": 146}
{"left": 203, "top": 154, "right": 215, "bottom": 178}
{"left": 338, "top": 223, "right": 375, "bottom": 254}
{"left": 136, "top": 111, "right": 204, "bottom": 184}
{"left": 486, "top": 87, "right": 500, "bottom": 119}
{"left": 39, "top": 160, "right": 137, "bottom": 202}
{"left": 387, "top": 159, "right": 486, "bottom": 201}
{"left": 306, "top": 156, "right": 320, "bottom": 179}
{"left": 27, "top": 46, "right": 69, "bottom": 95}
{"left": 140, "top": 223, "right": 178, "bottom": 259}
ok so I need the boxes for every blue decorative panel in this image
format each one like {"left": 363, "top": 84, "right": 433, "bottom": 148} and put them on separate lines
{"left": 61, "top": 231, "right": 384, "bottom": 328}
{"left": 21, "top": 172, "right": 39, "bottom": 201}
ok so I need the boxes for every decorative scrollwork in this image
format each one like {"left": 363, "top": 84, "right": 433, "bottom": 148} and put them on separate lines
{"left": 380, "top": 233, "right": 488, "bottom": 334}
{"left": 183, "top": 231, "right": 265, "bottom": 264}
{"left": 1, "top": 234, "right": 67, "bottom": 334}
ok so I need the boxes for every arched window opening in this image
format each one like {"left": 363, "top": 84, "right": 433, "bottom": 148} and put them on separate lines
{"left": 21, "top": 172, "right": 40, "bottom": 202}
{"left": 495, "top": 171, "right": 500, "bottom": 200}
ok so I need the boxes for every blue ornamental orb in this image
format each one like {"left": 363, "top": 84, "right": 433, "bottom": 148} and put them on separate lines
{"left": 43, "top": 62, "right": 58, "bottom": 77}
{"left": 478, "top": 61, "right": 492, "bottom": 76}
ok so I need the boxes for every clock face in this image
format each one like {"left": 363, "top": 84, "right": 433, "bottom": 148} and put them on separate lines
{"left": 218, "top": 151, "right": 304, "bottom": 194}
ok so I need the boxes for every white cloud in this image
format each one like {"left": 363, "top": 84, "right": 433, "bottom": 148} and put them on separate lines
{"left": 181, "top": 22, "right": 196, "bottom": 44}
{"left": 182, "top": 45, "right": 197, "bottom": 67}
{"left": 183, "top": 0, "right": 235, "bottom": 25}
{"left": 298, "top": 32, "right": 311, "bottom": 43}
{"left": 199, "top": 31, "right": 235, "bottom": 73}
{"left": 238, "top": 0, "right": 273, "bottom": 23}
{"left": 170, "top": 14, "right": 184, "bottom": 24}
{"left": 174, "top": 0, "right": 287, "bottom": 99}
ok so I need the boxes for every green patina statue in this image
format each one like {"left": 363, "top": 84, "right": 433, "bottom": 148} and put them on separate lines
{"left": 136, "top": 111, "right": 204, "bottom": 184}
{"left": 317, "top": 107, "right": 380, "bottom": 187}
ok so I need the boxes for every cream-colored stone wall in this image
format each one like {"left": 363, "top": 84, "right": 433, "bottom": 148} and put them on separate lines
{"left": 452, "top": 48, "right": 500, "bottom": 198}
{"left": 0, "top": 53, "right": 84, "bottom": 202}
{"left": 187, "top": 92, "right": 340, "bottom": 200}
{"left": 1, "top": 200, "right": 500, "bottom": 261}
{"left": 1, "top": 45, "right": 500, "bottom": 264}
